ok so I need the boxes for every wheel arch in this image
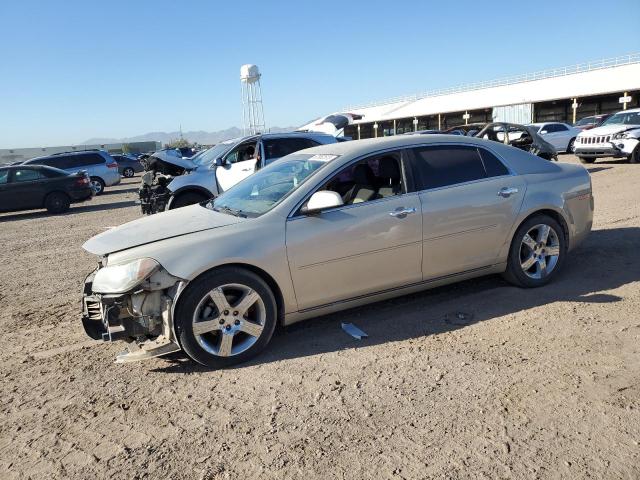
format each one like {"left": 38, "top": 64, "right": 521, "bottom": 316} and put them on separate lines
{"left": 167, "top": 186, "right": 215, "bottom": 209}
{"left": 42, "top": 189, "right": 70, "bottom": 206}
{"left": 178, "top": 262, "right": 286, "bottom": 326}
{"left": 509, "top": 207, "right": 571, "bottom": 246}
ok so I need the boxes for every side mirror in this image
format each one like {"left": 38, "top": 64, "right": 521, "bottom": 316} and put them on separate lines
{"left": 300, "top": 190, "right": 344, "bottom": 215}
{"left": 215, "top": 157, "right": 230, "bottom": 167}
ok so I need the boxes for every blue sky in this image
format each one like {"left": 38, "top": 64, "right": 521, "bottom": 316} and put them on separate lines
{"left": 1, "top": 0, "right": 638, "bottom": 148}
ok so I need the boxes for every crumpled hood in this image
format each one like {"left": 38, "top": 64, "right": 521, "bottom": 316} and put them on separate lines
{"left": 83, "top": 204, "right": 244, "bottom": 255}
{"left": 579, "top": 124, "right": 639, "bottom": 137}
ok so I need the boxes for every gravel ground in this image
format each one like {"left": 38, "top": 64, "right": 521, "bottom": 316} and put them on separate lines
{"left": 0, "top": 156, "right": 638, "bottom": 479}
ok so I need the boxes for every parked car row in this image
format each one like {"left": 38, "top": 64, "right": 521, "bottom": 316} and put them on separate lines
{"left": 0, "top": 150, "right": 148, "bottom": 215}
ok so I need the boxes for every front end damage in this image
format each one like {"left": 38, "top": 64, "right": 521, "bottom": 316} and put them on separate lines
{"left": 81, "top": 262, "right": 187, "bottom": 363}
{"left": 138, "top": 151, "right": 195, "bottom": 215}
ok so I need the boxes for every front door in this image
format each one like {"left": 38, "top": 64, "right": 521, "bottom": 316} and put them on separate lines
{"left": 410, "top": 145, "right": 524, "bottom": 279}
{"left": 285, "top": 151, "right": 423, "bottom": 311}
{"left": 215, "top": 141, "right": 258, "bottom": 192}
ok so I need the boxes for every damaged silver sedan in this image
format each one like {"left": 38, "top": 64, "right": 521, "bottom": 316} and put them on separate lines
{"left": 81, "top": 135, "right": 593, "bottom": 368}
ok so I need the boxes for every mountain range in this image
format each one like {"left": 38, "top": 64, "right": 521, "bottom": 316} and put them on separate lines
{"left": 82, "top": 126, "right": 297, "bottom": 146}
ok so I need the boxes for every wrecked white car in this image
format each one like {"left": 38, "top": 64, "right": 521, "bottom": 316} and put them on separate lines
{"left": 609, "top": 127, "right": 640, "bottom": 163}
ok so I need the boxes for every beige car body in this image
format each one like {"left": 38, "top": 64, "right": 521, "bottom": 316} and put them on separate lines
{"left": 83, "top": 135, "right": 593, "bottom": 360}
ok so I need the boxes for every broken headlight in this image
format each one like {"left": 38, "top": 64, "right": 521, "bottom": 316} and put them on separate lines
{"left": 93, "top": 258, "right": 160, "bottom": 294}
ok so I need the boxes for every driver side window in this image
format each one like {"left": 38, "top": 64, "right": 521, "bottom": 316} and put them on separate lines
{"left": 225, "top": 142, "right": 257, "bottom": 164}
{"left": 319, "top": 152, "right": 405, "bottom": 206}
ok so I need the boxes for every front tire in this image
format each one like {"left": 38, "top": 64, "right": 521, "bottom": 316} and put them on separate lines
{"left": 567, "top": 138, "right": 576, "bottom": 154}
{"left": 502, "top": 214, "right": 566, "bottom": 288}
{"left": 123, "top": 167, "right": 135, "bottom": 177}
{"left": 44, "top": 192, "right": 70, "bottom": 213}
{"left": 629, "top": 145, "right": 640, "bottom": 164}
{"left": 578, "top": 156, "right": 595, "bottom": 164}
{"left": 175, "top": 267, "right": 277, "bottom": 368}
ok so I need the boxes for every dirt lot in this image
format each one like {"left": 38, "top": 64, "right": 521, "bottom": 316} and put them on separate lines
{"left": 0, "top": 156, "right": 638, "bottom": 479}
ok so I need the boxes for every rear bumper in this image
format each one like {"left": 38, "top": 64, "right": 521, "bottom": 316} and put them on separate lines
{"left": 69, "top": 187, "right": 94, "bottom": 202}
{"left": 103, "top": 170, "right": 121, "bottom": 186}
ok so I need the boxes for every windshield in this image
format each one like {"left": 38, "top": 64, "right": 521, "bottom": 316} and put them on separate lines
{"left": 601, "top": 111, "right": 640, "bottom": 126}
{"left": 207, "top": 153, "right": 337, "bottom": 217}
{"left": 191, "top": 142, "right": 237, "bottom": 166}
{"left": 576, "top": 116, "right": 594, "bottom": 126}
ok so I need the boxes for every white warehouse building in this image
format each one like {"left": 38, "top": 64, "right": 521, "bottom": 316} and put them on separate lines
{"left": 321, "top": 54, "right": 640, "bottom": 139}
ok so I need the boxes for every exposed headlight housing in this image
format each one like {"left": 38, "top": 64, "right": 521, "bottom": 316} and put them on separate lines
{"left": 93, "top": 258, "right": 160, "bottom": 293}
{"left": 613, "top": 132, "right": 629, "bottom": 140}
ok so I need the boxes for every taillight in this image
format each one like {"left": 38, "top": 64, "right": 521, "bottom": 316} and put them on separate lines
{"left": 75, "top": 177, "right": 90, "bottom": 186}
{"left": 107, "top": 162, "right": 118, "bottom": 169}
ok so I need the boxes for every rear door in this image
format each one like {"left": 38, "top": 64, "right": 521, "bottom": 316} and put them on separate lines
{"left": 262, "top": 137, "right": 320, "bottom": 167}
{"left": 409, "top": 144, "right": 525, "bottom": 279}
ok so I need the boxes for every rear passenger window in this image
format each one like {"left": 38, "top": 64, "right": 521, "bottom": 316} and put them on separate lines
{"left": 478, "top": 148, "right": 509, "bottom": 177}
{"left": 411, "top": 146, "right": 486, "bottom": 190}
{"left": 264, "top": 138, "right": 320, "bottom": 164}
{"left": 74, "top": 154, "right": 104, "bottom": 166}
{"left": 13, "top": 169, "right": 41, "bottom": 182}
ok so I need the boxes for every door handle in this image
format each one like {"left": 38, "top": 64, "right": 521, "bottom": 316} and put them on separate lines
{"left": 241, "top": 168, "right": 253, "bottom": 171}
{"left": 498, "top": 187, "right": 519, "bottom": 198}
{"left": 389, "top": 207, "right": 416, "bottom": 218}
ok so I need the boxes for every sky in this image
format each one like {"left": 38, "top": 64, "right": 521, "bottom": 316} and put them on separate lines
{"left": 0, "top": 0, "right": 638, "bottom": 148}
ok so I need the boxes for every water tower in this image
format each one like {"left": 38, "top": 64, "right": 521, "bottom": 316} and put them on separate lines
{"left": 240, "top": 64, "right": 266, "bottom": 135}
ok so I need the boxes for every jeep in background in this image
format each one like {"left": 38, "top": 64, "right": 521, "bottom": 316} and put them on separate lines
{"left": 574, "top": 108, "right": 640, "bottom": 163}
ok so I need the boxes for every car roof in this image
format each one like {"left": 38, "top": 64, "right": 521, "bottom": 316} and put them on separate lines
{"left": 0, "top": 164, "right": 69, "bottom": 173}
{"left": 26, "top": 150, "right": 106, "bottom": 163}
{"left": 298, "top": 134, "right": 497, "bottom": 157}
{"left": 226, "top": 131, "right": 337, "bottom": 143}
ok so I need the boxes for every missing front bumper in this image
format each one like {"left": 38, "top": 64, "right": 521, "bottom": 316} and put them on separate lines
{"left": 80, "top": 271, "right": 183, "bottom": 362}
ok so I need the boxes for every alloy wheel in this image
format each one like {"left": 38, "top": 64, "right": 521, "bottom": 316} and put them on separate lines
{"left": 519, "top": 224, "right": 561, "bottom": 280}
{"left": 90, "top": 179, "right": 103, "bottom": 194}
{"left": 192, "top": 283, "right": 266, "bottom": 357}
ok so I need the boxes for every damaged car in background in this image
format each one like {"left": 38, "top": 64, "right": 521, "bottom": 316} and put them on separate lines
{"left": 81, "top": 134, "right": 593, "bottom": 368}
{"left": 139, "top": 132, "right": 339, "bottom": 215}
{"left": 475, "top": 122, "right": 558, "bottom": 161}
{"left": 574, "top": 108, "right": 640, "bottom": 164}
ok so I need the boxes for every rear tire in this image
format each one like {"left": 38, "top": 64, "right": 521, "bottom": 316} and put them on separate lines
{"left": 170, "top": 191, "right": 209, "bottom": 209}
{"left": 90, "top": 177, "right": 105, "bottom": 195}
{"left": 175, "top": 267, "right": 277, "bottom": 368}
{"left": 578, "top": 156, "right": 595, "bottom": 164}
{"left": 44, "top": 192, "right": 70, "bottom": 214}
{"left": 123, "top": 167, "right": 135, "bottom": 177}
{"left": 502, "top": 214, "right": 567, "bottom": 288}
